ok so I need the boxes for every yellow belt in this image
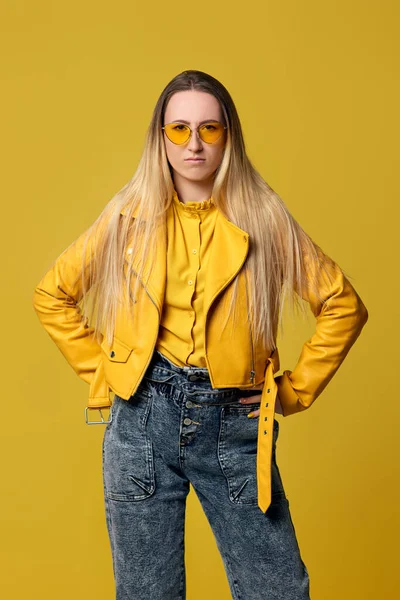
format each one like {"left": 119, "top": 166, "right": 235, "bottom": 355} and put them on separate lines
{"left": 256, "top": 352, "right": 279, "bottom": 513}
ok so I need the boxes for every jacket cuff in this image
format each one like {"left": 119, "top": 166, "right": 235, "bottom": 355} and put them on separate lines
{"left": 274, "top": 370, "right": 309, "bottom": 417}
{"left": 87, "top": 397, "right": 112, "bottom": 409}
{"left": 88, "top": 361, "right": 111, "bottom": 408}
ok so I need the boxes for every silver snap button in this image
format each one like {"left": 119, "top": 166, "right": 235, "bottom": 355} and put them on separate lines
{"left": 186, "top": 401, "right": 193, "bottom": 408}
{"left": 183, "top": 418, "right": 192, "bottom": 425}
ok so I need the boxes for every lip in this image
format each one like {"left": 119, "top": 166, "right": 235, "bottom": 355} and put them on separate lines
{"left": 185, "top": 158, "right": 205, "bottom": 161}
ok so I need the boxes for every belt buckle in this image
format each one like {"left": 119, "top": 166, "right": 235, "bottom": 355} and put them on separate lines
{"left": 84, "top": 406, "right": 112, "bottom": 425}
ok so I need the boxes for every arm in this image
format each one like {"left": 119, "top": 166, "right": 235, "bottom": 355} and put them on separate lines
{"left": 32, "top": 226, "right": 103, "bottom": 387}
{"left": 274, "top": 249, "right": 369, "bottom": 416}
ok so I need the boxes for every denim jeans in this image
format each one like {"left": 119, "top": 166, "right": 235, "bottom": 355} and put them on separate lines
{"left": 102, "top": 349, "right": 310, "bottom": 599}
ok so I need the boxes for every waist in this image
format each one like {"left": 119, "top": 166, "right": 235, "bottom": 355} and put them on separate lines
{"left": 143, "top": 349, "right": 261, "bottom": 402}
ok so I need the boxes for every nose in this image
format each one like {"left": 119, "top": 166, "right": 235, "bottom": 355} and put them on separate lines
{"left": 187, "top": 127, "right": 203, "bottom": 151}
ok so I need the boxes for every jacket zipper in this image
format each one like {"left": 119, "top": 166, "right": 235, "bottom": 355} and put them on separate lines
{"left": 244, "top": 270, "right": 256, "bottom": 386}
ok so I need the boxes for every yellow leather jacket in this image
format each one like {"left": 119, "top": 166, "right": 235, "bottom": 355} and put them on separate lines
{"left": 33, "top": 203, "right": 368, "bottom": 512}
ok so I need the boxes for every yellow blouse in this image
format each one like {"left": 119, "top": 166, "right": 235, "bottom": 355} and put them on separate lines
{"left": 155, "top": 188, "right": 218, "bottom": 367}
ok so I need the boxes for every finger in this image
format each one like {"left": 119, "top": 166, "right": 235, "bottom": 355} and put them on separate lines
{"left": 239, "top": 395, "right": 261, "bottom": 403}
{"left": 248, "top": 408, "right": 260, "bottom": 418}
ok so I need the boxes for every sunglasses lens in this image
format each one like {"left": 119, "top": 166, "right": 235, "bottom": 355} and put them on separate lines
{"left": 163, "top": 122, "right": 226, "bottom": 144}
{"left": 199, "top": 122, "right": 225, "bottom": 143}
{"left": 163, "top": 123, "right": 191, "bottom": 144}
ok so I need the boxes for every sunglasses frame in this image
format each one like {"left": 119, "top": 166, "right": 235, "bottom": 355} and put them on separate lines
{"left": 161, "top": 120, "right": 228, "bottom": 145}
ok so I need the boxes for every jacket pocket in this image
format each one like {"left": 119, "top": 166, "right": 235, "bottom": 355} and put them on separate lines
{"left": 101, "top": 336, "right": 133, "bottom": 363}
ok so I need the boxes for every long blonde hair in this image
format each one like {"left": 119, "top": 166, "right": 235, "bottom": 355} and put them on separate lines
{"left": 76, "top": 69, "right": 350, "bottom": 349}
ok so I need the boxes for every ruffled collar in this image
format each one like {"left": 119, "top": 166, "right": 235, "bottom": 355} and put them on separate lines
{"left": 172, "top": 188, "right": 215, "bottom": 212}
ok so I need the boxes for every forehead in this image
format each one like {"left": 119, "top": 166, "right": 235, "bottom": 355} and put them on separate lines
{"left": 164, "top": 90, "right": 222, "bottom": 124}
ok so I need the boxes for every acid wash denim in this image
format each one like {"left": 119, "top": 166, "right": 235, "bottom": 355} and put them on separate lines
{"left": 102, "top": 349, "right": 311, "bottom": 600}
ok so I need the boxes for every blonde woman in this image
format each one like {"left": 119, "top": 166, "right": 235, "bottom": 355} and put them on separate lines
{"left": 33, "top": 69, "right": 368, "bottom": 599}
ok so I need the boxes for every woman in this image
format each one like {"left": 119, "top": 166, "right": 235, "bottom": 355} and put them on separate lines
{"left": 33, "top": 69, "right": 368, "bottom": 599}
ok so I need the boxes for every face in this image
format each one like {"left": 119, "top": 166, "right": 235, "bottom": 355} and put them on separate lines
{"left": 162, "top": 90, "right": 227, "bottom": 184}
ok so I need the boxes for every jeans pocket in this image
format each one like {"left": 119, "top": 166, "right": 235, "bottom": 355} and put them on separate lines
{"left": 102, "top": 385, "right": 156, "bottom": 502}
{"left": 218, "top": 404, "right": 260, "bottom": 505}
{"left": 218, "top": 408, "right": 286, "bottom": 506}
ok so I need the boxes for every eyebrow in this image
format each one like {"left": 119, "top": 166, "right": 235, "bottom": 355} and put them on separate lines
{"left": 171, "top": 119, "right": 219, "bottom": 125}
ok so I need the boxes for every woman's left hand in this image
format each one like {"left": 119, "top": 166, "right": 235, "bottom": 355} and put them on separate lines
{"left": 239, "top": 384, "right": 283, "bottom": 417}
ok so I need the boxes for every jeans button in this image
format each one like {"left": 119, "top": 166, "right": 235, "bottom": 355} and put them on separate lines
{"left": 186, "top": 401, "right": 193, "bottom": 408}
{"left": 189, "top": 374, "right": 198, "bottom": 381}
{"left": 184, "top": 418, "right": 192, "bottom": 425}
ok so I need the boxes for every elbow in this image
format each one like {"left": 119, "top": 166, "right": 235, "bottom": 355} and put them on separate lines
{"left": 361, "top": 304, "right": 369, "bottom": 325}
{"left": 32, "top": 286, "right": 45, "bottom": 324}
{"left": 344, "top": 280, "right": 369, "bottom": 330}
{"left": 32, "top": 286, "right": 40, "bottom": 314}
{"left": 349, "top": 298, "right": 369, "bottom": 341}
{"left": 357, "top": 297, "right": 369, "bottom": 328}
{"left": 32, "top": 284, "right": 51, "bottom": 320}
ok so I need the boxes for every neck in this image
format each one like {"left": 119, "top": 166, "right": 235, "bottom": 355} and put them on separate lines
{"left": 172, "top": 176, "right": 213, "bottom": 204}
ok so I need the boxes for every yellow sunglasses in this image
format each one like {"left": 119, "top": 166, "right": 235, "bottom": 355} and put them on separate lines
{"left": 162, "top": 121, "right": 228, "bottom": 145}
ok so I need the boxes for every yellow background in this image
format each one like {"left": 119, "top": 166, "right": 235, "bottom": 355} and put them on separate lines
{"left": 1, "top": 1, "right": 398, "bottom": 598}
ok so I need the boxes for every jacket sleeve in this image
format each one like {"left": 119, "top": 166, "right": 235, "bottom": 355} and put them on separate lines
{"left": 32, "top": 226, "right": 103, "bottom": 388}
{"left": 274, "top": 249, "right": 369, "bottom": 416}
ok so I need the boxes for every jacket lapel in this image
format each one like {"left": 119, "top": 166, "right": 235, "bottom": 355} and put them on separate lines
{"left": 121, "top": 200, "right": 250, "bottom": 321}
{"left": 202, "top": 211, "right": 250, "bottom": 319}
